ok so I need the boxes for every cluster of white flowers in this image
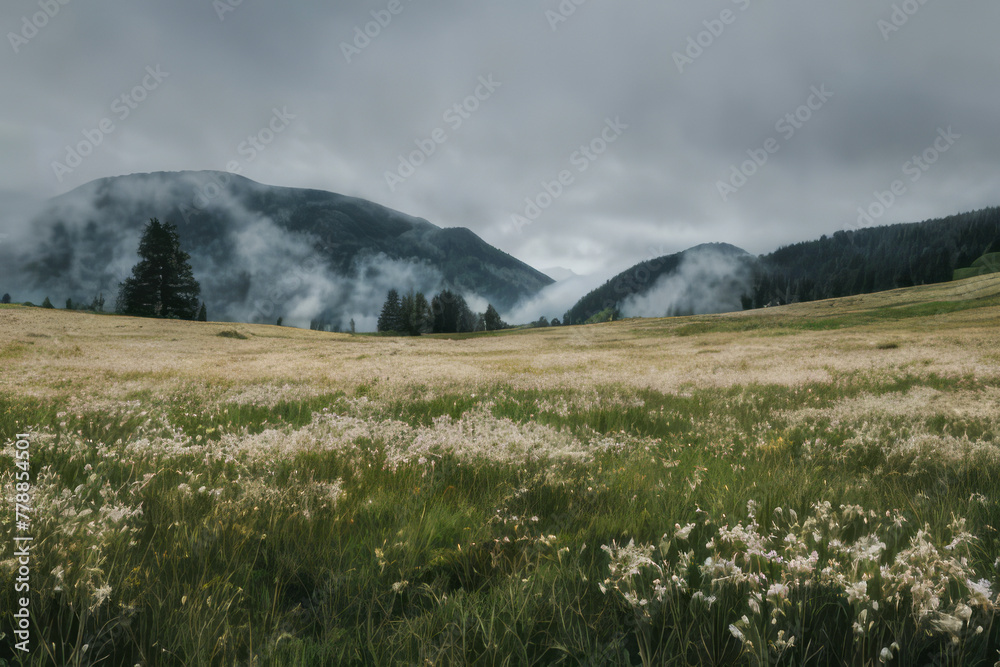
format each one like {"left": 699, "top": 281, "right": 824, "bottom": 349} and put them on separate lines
{"left": 534, "top": 390, "right": 646, "bottom": 418}
{"left": 0, "top": 458, "right": 144, "bottom": 616}
{"left": 599, "top": 501, "right": 998, "bottom": 659}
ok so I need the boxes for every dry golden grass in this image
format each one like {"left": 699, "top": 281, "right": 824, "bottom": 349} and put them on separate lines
{"left": 1, "top": 273, "right": 998, "bottom": 404}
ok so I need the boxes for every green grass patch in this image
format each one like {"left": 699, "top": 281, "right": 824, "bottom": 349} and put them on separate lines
{"left": 217, "top": 329, "right": 250, "bottom": 339}
{"left": 673, "top": 295, "right": 1000, "bottom": 337}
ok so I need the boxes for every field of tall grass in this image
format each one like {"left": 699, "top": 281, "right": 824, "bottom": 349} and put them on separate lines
{"left": 2, "top": 276, "right": 1000, "bottom": 665}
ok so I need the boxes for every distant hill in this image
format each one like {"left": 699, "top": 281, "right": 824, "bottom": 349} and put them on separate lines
{"left": 1, "top": 171, "right": 553, "bottom": 329}
{"left": 565, "top": 208, "right": 1000, "bottom": 324}
{"left": 563, "top": 243, "right": 755, "bottom": 324}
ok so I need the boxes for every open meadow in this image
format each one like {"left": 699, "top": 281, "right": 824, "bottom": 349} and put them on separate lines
{"left": 2, "top": 275, "right": 1000, "bottom": 666}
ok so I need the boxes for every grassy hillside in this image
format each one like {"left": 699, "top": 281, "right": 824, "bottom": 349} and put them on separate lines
{"left": 1, "top": 276, "right": 999, "bottom": 665}
{"left": 955, "top": 253, "right": 1000, "bottom": 281}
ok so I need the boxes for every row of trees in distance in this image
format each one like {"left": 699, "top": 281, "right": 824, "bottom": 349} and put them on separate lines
{"left": 0, "top": 292, "right": 108, "bottom": 313}
{"left": 376, "top": 288, "right": 508, "bottom": 335}
{"left": 4, "top": 218, "right": 567, "bottom": 333}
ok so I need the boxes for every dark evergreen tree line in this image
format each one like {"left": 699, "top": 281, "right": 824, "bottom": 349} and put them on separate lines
{"left": 376, "top": 288, "right": 508, "bottom": 334}
{"left": 748, "top": 207, "right": 1000, "bottom": 308}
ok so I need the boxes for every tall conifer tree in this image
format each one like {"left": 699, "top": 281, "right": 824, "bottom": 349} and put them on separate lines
{"left": 117, "top": 219, "right": 201, "bottom": 319}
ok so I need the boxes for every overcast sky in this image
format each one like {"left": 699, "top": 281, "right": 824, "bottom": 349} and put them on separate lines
{"left": 3, "top": 0, "right": 999, "bottom": 278}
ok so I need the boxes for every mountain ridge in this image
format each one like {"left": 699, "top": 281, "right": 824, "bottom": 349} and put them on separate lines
{"left": 3, "top": 171, "right": 554, "bottom": 330}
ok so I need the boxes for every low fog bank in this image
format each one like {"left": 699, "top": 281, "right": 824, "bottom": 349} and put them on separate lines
{"left": 505, "top": 272, "right": 607, "bottom": 325}
{"left": 620, "top": 245, "right": 754, "bottom": 318}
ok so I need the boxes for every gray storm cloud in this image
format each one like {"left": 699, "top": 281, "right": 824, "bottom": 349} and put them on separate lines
{"left": 2, "top": 2, "right": 997, "bottom": 281}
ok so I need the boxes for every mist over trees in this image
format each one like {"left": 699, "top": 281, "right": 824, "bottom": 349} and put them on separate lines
{"left": 117, "top": 218, "right": 202, "bottom": 320}
{"left": 484, "top": 304, "right": 505, "bottom": 331}
{"left": 10, "top": 172, "right": 553, "bottom": 331}
{"left": 563, "top": 244, "right": 751, "bottom": 325}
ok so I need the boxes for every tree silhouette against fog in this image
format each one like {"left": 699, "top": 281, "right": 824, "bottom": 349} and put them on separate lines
{"left": 431, "top": 290, "right": 476, "bottom": 334}
{"left": 117, "top": 218, "right": 201, "bottom": 320}
{"left": 484, "top": 304, "right": 506, "bottom": 331}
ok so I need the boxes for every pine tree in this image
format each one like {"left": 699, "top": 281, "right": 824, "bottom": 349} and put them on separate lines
{"left": 377, "top": 289, "right": 402, "bottom": 333}
{"left": 197, "top": 302, "right": 207, "bottom": 322}
{"left": 117, "top": 219, "right": 201, "bottom": 319}
{"left": 1, "top": 293, "right": 10, "bottom": 304}
{"left": 41, "top": 296, "right": 54, "bottom": 309}
{"left": 431, "top": 290, "right": 475, "bottom": 333}
{"left": 66, "top": 298, "right": 74, "bottom": 310}
{"left": 412, "top": 292, "right": 432, "bottom": 334}
{"left": 399, "top": 291, "right": 415, "bottom": 334}
{"left": 484, "top": 304, "right": 505, "bottom": 331}
{"left": 393, "top": 291, "right": 432, "bottom": 336}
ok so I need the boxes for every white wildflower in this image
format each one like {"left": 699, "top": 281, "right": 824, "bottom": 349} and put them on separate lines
{"left": 766, "top": 583, "right": 789, "bottom": 600}
{"left": 845, "top": 580, "right": 868, "bottom": 604}
{"left": 673, "top": 522, "right": 695, "bottom": 540}
{"left": 90, "top": 584, "right": 112, "bottom": 611}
